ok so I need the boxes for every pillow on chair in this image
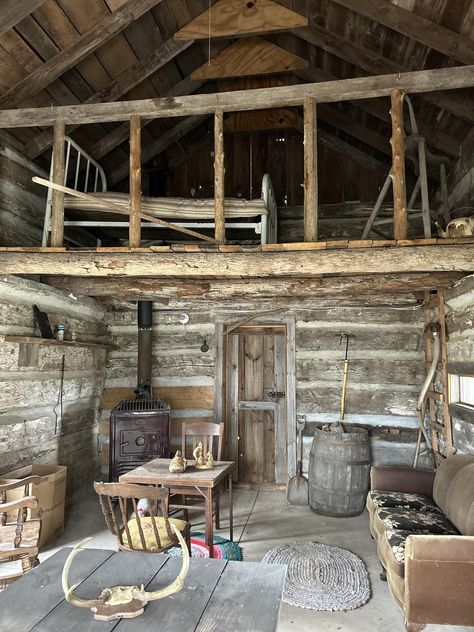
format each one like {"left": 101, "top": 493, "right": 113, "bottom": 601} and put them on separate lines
{"left": 124, "top": 517, "right": 187, "bottom": 551}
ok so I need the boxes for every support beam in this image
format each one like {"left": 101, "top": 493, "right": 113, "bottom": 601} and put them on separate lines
{"left": 0, "top": 244, "right": 473, "bottom": 277}
{"left": 390, "top": 90, "right": 408, "bottom": 240}
{"left": 214, "top": 109, "right": 226, "bottom": 245}
{"left": 0, "top": 0, "right": 46, "bottom": 36}
{"left": 303, "top": 98, "right": 318, "bottom": 241}
{"left": 50, "top": 121, "right": 65, "bottom": 248}
{"left": 1, "top": 65, "right": 472, "bottom": 128}
{"left": 0, "top": 0, "right": 164, "bottom": 108}
{"left": 129, "top": 115, "right": 141, "bottom": 248}
{"left": 330, "top": 0, "right": 474, "bottom": 66}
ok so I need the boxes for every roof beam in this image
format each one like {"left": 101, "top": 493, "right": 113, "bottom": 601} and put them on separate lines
{"left": 0, "top": 244, "right": 472, "bottom": 277}
{"left": 0, "top": 0, "right": 164, "bottom": 108}
{"left": 292, "top": 25, "right": 474, "bottom": 123}
{"left": 0, "top": 65, "right": 472, "bottom": 128}
{"left": 0, "top": 0, "right": 46, "bottom": 37}
{"left": 25, "top": 38, "right": 193, "bottom": 159}
{"left": 330, "top": 0, "right": 474, "bottom": 66}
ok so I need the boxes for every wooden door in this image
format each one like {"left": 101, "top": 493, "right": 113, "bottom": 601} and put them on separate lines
{"left": 227, "top": 325, "right": 287, "bottom": 486}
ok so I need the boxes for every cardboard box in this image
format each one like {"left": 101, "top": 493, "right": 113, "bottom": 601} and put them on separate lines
{"left": 1, "top": 464, "right": 67, "bottom": 547}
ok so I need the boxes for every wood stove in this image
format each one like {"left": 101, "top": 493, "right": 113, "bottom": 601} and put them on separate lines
{"left": 109, "top": 301, "right": 170, "bottom": 481}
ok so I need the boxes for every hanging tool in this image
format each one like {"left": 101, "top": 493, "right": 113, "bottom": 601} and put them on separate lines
{"left": 330, "top": 334, "right": 355, "bottom": 432}
{"left": 287, "top": 415, "right": 309, "bottom": 506}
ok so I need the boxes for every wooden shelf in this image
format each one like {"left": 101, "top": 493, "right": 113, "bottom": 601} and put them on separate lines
{"left": 4, "top": 335, "right": 116, "bottom": 350}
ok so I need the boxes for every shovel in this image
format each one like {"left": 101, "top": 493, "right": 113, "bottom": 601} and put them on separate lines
{"left": 330, "top": 333, "right": 355, "bottom": 433}
{"left": 287, "top": 415, "right": 309, "bottom": 505}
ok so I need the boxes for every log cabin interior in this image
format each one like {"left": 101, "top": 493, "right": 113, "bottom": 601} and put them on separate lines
{"left": 0, "top": 1, "right": 473, "bottom": 630}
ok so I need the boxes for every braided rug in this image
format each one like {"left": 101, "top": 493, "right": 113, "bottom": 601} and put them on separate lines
{"left": 261, "top": 541, "right": 370, "bottom": 611}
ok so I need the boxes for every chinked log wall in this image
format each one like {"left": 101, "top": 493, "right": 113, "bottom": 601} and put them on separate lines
{"left": 0, "top": 276, "right": 109, "bottom": 496}
{"left": 99, "top": 302, "right": 432, "bottom": 478}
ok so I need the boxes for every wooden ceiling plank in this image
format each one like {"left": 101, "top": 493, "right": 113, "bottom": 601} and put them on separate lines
{"left": 0, "top": 0, "right": 47, "bottom": 37}
{"left": 191, "top": 36, "right": 308, "bottom": 80}
{"left": 292, "top": 25, "right": 474, "bottom": 124}
{"left": 174, "top": 0, "right": 307, "bottom": 40}
{"left": 330, "top": 0, "right": 474, "bottom": 66}
{"left": 1, "top": 244, "right": 473, "bottom": 277}
{"left": 0, "top": 0, "right": 165, "bottom": 108}
{"left": 1, "top": 65, "right": 472, "bottom": 128}
{"left": 25, "top": 38, "right": 193, "bottom": 159}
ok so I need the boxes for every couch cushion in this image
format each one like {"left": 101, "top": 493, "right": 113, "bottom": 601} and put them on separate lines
{"left": 381, "top": 529, "right": 428, "bottom": 578}
{"left": 433, "top": 455, "right": 474, "bottom": 535}
{"left": 367, "top": 490, "right": 441, "bottom": 516}
{"left": 373, "top": 508, "right": 459, "bottom": 538}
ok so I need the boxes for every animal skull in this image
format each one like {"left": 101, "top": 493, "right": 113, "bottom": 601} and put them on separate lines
{"left": 62, "top": 524, "right": 190, "bottom": 621}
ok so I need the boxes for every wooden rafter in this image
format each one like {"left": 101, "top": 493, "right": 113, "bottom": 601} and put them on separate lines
{"left": 292, "top": 25, "right": 474, "bottom": 124}
{"left": 191, "top": 37, "right": 308, "bottom": 80}
{"left": 0, "top": 0, "right": 46, "bottom": 37}
{"left": 0, "top": 0, "right": 164, "bottom": 108}
{"left": 0, "top": 65, "right": 472, "bottom": 128}
{"left": 175, "top": 0, "right": 307, "bottom": 40}
{"left": 25, "top": 38, "right": 193, "bottom": 159}
{"left": 330, "top": 0, "right": 474, "bottom": 66}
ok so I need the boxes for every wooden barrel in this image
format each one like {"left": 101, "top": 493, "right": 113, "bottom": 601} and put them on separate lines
{"left": 309, "top": 426, "right": 371, "bottom": 517}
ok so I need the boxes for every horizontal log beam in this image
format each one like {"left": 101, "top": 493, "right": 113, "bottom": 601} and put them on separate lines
{"left": 0, "top": 244, "right": 472, "bottom": 277}
{"left": 48, "top": 272, "right": 464, "bottom": 301}
{"left": 0, "top": 66, "right": 472, "bottom": 128}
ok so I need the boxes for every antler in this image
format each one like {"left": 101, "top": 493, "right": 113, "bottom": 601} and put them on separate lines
{"left": 62, "top": 538, "right": 111, "bottom": 608}
{"left": 132, "top": 523, "right": 190, "bottom": 602}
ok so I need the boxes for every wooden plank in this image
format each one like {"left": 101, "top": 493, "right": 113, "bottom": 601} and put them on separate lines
{"left": 330, "top": 0, "right": 474, "bottom": 65}
{"left": 2, "top": 244, "right": 474, "bottom": 277}
{"left": 129, "top": 114, "right": 141, "bottom": 248}
{"left": 191, "top": 37, "right": 308, "bottom": 80}
{"left": 0, "top": 0, "right": 164, "bottom": 108}
{"left": 32, "top": 551, "right": 166, "bottom": 632}
{"left": 224, "top": 107, "right": 299, "bottom": 133}
{"left": 101, "top": 386, "right": 215, "bottom": 410}
{"left": 1, "top": 65, "right": 473, "bottom": 127}
{"left": 303, "top": 97, "right": 318, "bottom": 242}
{"left": 175, "top": 0, "right": 307, "bottom": 40}
{"left": 195, "top": 560, "right": 286, "bottom": 632}
{"left": 274, "top": 333, "right": 287, "bottom": 484}
{"left": 214, "top": 109, "right": 226, "bottom": 244}
{"left": 390, "top": 90, "right": 408, "bottom": 240}
{"left": 5, "top": 335, "right": 115, "bottom": 349}
{"left": 0, "top": 0, "right": 46, "bottom": 37}
{"left": 0, "top": 547, "right": 113, "bottom": 632}
{"left": 50, "top": 120, "right": 65, "bottom": 248}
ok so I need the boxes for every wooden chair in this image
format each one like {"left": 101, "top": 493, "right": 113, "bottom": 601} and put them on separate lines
{"left": 171, "top": 422, "right": 224, "bottom": 527}
{"left": 93, "top": 482, "right": 190, "bottom": 553}
{"left": 0, "top": 477, "right": 42, "bottom": 589}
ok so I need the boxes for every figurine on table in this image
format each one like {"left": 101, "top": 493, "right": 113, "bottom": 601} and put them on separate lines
{"left": 193, "top": 442, "right": 214, "bottom": 470}
{"left": 169, "top": 450, "right": 187, "bottom": 473}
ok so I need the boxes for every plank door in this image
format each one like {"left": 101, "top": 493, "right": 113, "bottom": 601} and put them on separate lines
{"left": 227, "top": 326, "right": 287, "bottom": 486}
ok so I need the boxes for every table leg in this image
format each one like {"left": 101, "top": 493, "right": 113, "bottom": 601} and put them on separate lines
{"left": 229, "top": 474, "right": 233, "bottom": 542}
{"left": 206, "top": 489, "right": 214, "bottom": 558}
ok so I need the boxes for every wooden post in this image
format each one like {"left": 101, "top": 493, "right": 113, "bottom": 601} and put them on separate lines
{"left": 214, "top": 108, "right": 225, "bottom": 244}
{"left": 50, "top": 120, "right": 65, "bottom": 247}
{"left": 129, "top": 114, "right": 141, "bottom": 248}
{"left": 390, "top": 90, "right": 408, "bottom": 240}
{"left": 303, "top": 97, "right": 318, "bottom": 242}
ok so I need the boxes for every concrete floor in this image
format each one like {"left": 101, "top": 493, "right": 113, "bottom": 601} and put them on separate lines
{"left": 42, "top": 487, "right": 471, "bottom": 632}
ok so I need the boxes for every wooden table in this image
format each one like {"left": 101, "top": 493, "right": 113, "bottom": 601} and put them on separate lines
{"left": 0, "top": 547, "right": 286, "bottom": 631}
{"left": 120, "top": 459, "right": 235, "bottom": 558}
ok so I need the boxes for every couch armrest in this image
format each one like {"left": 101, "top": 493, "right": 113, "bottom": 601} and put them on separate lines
{"left": 404, "top": 535, "right": 474, "bottom": 626}
{"left": 370, "top": 465, "right": 435, "bottom": 496}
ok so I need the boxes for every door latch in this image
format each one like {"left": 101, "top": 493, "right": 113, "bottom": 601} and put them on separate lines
{"left": 268, "top": 391, "right": 285, "bottom": 399}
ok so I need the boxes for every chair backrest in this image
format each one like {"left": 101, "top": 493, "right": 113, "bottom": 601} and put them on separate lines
{"left": 93, "top": 481, "right": 174, "bottom": 552}
{"left": 0, "top": 476, "right": 41, "bottom": 527}
{"left": 181, "top": 421, "right": 224, "bottom": 461}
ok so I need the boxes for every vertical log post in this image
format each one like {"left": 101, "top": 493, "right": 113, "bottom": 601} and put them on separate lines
{"left": 303, "top": 97, "right": 318, "bottom": 242}
{"left": 417, "top": 136, "right": 431, "bottom": 238}
{"left": 390, "top": 90, "right": 408, "bottom": 240}
{"left": 214, "top": 108, "right": 225, "bottom": 244}
{"left": 50, "top": 120, "right": 66, "bottom": 247}
{"left": 129, "top": 114, "right": 141, "bottom": 248}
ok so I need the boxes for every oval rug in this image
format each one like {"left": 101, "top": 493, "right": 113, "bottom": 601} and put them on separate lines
{"left": 261, "top": 541, "right": 370, "bottom": 611}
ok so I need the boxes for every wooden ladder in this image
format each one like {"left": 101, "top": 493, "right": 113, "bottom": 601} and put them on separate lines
{"left": 423, "top": 289, "right": 453, "bottom": 464}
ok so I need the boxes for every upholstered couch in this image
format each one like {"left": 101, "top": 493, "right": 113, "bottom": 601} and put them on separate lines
{"left": 367, "top": 454, "right": 474, "bottom": 631}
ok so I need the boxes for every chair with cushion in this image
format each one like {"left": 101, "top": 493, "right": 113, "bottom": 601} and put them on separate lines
{"left": 170, "top": 422, "right": 224, "bottom": 527}
{"left": 0, "top": 477, "right": 42, "bottom": 589}
{"left": 93, "top": 482, "right": 190, "bottom": 553}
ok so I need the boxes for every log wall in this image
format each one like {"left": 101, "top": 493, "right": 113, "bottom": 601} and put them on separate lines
{"left": 0, "top": 276, "right": 109, "bottom": 497}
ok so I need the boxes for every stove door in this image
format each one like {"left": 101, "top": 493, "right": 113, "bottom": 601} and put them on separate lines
{"left": 119, "top": 428, "right": 166, "bottom": 457}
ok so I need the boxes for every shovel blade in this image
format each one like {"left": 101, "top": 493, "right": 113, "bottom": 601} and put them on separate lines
{"left": 287, "top": 475, "right": 309, "bottom": 506}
